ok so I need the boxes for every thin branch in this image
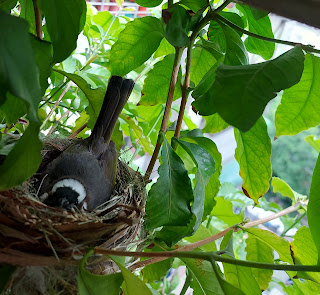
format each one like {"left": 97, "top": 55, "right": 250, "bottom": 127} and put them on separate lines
{"left": 68, "top": 122, "right": 88, "bottom": 139}
{"left": 128, "top": 201, "right": 306, "bottom": 271}
{"left": 215, "top": 14, "right": 320, "bottom": 54}
{"left": 33, "top": 0, "right": 42, "bottom": 39}
{"left": 145, "top": 47, "right": 184, "bottom": 179}
{"left": 47, "top": 110, "right": 71, "bottom": 136}
{"left": 93, "top": 248, "right": 320, "bottom": 272}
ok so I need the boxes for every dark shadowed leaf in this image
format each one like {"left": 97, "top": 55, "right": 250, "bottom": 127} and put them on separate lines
{"left": 0, "top": 264, "right": 16, "bottom": 292}
{"left": 275, "top": 54, "right": 320, "bottom": 136}
{"left": 307, "top": 154, "right": 320, "bottom": 263}
{"left": 237, "top": 4, "right": 275, "bottom": 60}
{"left": 40, "top": 0, "right": 86, "bottom": 62}
{"left": 139, "top": 54, "right": 182, "bottom": 106}
{"left": 19, "top": 0, "right": 36, "bottom": 35}
{"left": 0, "top": 0, "right": 17, "bottom": 12}
{"left": 234, "top": 117, "right": 271, "bottom": 204}
{"left": 192, "top": 47, "right": 304, "bottom": 131}
{"left": 108, "top": 16, "right": 164, "bottom": 75}
{"left": 208, "top": 21, "right": 248, "bottom": 66}
{"left": 146, "top": 134, "right": 193, "bottom": 229}
{"left": 165, "top": 5, "right": 191, "bottom": 47}
{"left": 219, "top": 11, "right": 245, "bottom": 37}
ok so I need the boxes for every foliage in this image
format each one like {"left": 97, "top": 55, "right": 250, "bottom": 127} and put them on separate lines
{"left": 1, "top": 0, "right": 320, "bottom": 294}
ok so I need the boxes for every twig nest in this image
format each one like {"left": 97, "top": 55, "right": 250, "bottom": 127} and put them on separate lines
{"left": 0, "top": 139, "right": 146, "bottom": 268}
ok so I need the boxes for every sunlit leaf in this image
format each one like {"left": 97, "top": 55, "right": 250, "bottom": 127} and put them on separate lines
{"left": 234, "top": 117, "right": 271, "bottom": 203}
{"left": 275, "top": 54, "right": 320, "bottom": 136}
{"left": 291, "top": 226, "right": 320, "bottom": 283}
{"left": 146, "top": 134, "right": 193, "bottom": 229}
{"left": 134, "top": 0, "right": 162, "bottom": 8}
{"left": 40, "top": 0, "right": 86, "bottom": 62}
{"left": 245, "top": 234, "right": 274, "bottom": 291}
{"left": 203, "top": 113, "right": 229, "bottom": 134}
{"left": 305, "top": 135, "right": 320, "bottom": 152}
{"left": 108, "top": 16, "right": 164, "bottom": 76}
{"left": 139, "top": 54, "right": 182, "bottom": 106}
{"left": 184, "top": 224, "right": 217, "bottom": 252}
{"left": 271, "top": 177, "right": 305, "bottom": 203}
{"left": 179, "top": 0, "right": 207, "bottom": 12}
{"left": 192, "top": 47, "right": 304, "bottom": 131}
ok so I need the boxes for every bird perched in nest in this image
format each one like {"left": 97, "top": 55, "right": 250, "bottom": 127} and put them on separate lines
{"left": 38, "top": 76, "right": 134, "bottom": 211}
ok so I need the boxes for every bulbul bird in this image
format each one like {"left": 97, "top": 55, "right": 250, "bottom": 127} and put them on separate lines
{"left": 38, "top": 76, "right": 135, "bottom": 211}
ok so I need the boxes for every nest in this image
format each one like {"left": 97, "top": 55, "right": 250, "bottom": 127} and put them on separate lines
{"left": 0, "top": 139, "right": 146, "bottom": 294}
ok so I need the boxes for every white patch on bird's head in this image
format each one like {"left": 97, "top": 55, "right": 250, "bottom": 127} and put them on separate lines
{"left": 52, "top": 178, "right": 86, "bottom": 203}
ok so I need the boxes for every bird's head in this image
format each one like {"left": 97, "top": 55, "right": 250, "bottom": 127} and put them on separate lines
{"left": 42, "top": 178, "right": 87, "bottom": 211}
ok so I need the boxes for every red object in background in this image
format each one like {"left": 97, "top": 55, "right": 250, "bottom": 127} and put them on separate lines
{"left": 94, "top": 0, "right": 147, "bottom": 17}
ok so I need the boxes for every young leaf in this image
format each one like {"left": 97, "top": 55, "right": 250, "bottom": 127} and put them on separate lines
{"left": 307, "top": 153, "right": 320, "bottom": 263}
{"left": 193, "top": 47, "right": 305, "bottom": 131}
{"left": 237, "top": 4, "right": 275, "bottom": 60}
{"left": 40, "top": 0, "right": 86, "bottom": 63}
{"left": 245, "top": 234, "right": 274, "bottom": 291}
{"left": 139, "top": 54, "right": 182, "bottom": 106}
{"left": 291, "top": 226, "right": 320, "bottom": 283}
{"left": 271, "top": 177, "right": 305, "bottom": 203}
{"left": 113, "top": 259, "right": 153, "bottom": 295}
{"left": 211, "top": 197, "right": 244, "bottom": 226}
{"left": 208, "top": 21, "right": 248, "bottom": 66}
{"left": 54, "top": 70, "right": 105, "bottom": 128}
{"left": 182, "top": 258, "right": 245, "bottom": 295}
{"left": 275, "top": 54, "right": 320, "bottom": 136}
{"left": 305, "top": 135, "right": 320, "bottom": 152}
{"left": 203, "top": 113, "right": 229, "bottom": 134}
{"left": 243, "top": 228, "right": 293, "bottom": 264}
{"left": 175, "top": 139, "right": 215, "bottom": 231}
{"left": 108, "top": 17, "right": 164, "bottom": 76}
{"left": 145, "top": 135, "right": 193, "bottom": 230}
{"left": 234, "top": 117, "right": 271, "bottom": 204}
{"left": 164, "top": 5, "right": 191, "bottom": 47}
{"left": 190, "top": 46, "right": 219, "bottom": 86}
{"left": 153, "top": 38, "right": 175, "bottom": 58}
{"left": 90, "top": 10, "right": 122, "bottom": 38}
{"left": 78, "top": 252, "right": 123, "bottom": 295}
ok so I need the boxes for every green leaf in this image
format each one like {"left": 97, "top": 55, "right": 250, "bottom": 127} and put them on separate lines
{"left": 208, "top": 21, "right": 248, "bottom": 66}
{"left": 30, "top": 36, "right": 53, "bottom": 94}
{"left": 165, "top": 5, "right": 191, "bottom": 47}
{"left": 113, "top": 259, "right": 153, "bottom": 295}
{"left": 275, "top": 54, "right": 320, "bottom": 136}
{"left": 183, "top": 258, "right": 245, "bottom": 295}
{"left": 307, "top": 153, "right": 320, "bottom": 263}
{"left": 203, "top": 113, "right": 229, "bottom": 134}
{"left": 305, "top": 135, "right": 320, "bottom": 152}
{"left": 139, "top": 54, "right": 182, "bottom": 106}
{"left": 19, "top": 0, "right": 36, "bottom": 35}
{"left": 245, "top": 234, "right": 274, "bottom": 291}
{"left": 211, "top": 197, "right": 244, "bottom": 226}
{"left": 219, "top": 11, "right": 245, "bottom": 37}
{"left": 90, "top": 10, "right": 122, "bottom": 38}
{"left": 0, "top": 93, "right": 27, "bottom": 124}
{"left": 193, "top": 47, "right": 305, "bottom": 131}
{"left": 271, "top": 177, "right": 305, "bottom": 203}
{"left": 176, "top": 139, "right": 215, "bottom": 231}
{"left": 0, "top": 123, "right": 42, "bottom": 190}
{"left": 120, "top": 114, "right": 153, "bottom": 155}
{"left": 190, "top": 46, "right": 219, "bottom": 86}
{"left": 78, "top": 251, "right": 123, "bottom": 295}
{"left": 243, "top": 228, "right": 293, "bottom": 264}
{"left": 291, "top": 226, "right": 320, "bottom": 283}
{"left": 179, "top": 0, "right": 207, "bottom": 12}
{"left": 238, "top": 4, "right": 275, "bottom": 60}
{"left": 146, "top": 134, "right": 193, "bottom": 230}
{"left": 223, "top": 264, "right": 260, "bottom": 295}
{"left": 155, "top": 223, "right": 194, "bottom": 246}
{"left": 153, "top": 38, "right": 175, "bottom": 58}
{"left": 184, "top": 224, "right": 217, "bottom": 252}
{"left": 249, "top": 7, "right": 269, "bottom": 20}
{"left": 0, "top": 264, "right": 16, "bottom": 293}
{"left": 39, "top": 0, "right": 86, "bottom": 62}
{"left": 54, "top": 70, "right": 105, "bottom": 128}
{"left": 134, "top": 0, "right": 162, "bottom": 8}
{"left": 234, "top": 117, "right": 271, "bottom": 203}
{"left": 0, "top": 0, "right": 17, "bottom": 12}
{"left": 108, "top": 16, "right": 164, "bottom": 76}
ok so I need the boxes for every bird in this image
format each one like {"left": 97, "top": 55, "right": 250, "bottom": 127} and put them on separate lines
{"left": 38, "top": 76, "right": 135, "bottom": 211}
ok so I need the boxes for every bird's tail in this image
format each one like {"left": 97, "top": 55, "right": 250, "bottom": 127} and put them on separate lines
{"left": 89, "top": 76, "right": 134, "bottom": 147}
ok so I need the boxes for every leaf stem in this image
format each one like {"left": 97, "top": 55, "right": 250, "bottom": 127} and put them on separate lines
{"left": 281, "top": 211, "right": 306, "bottom": 237}
{"left": 33, "top": 0, "right": 42, "bottom": 39}
{"left": 215, "top": 14, "right": 320, "bottom": 54}
{"left": 145, "top": 47, "right": 184, "bottom": 179}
